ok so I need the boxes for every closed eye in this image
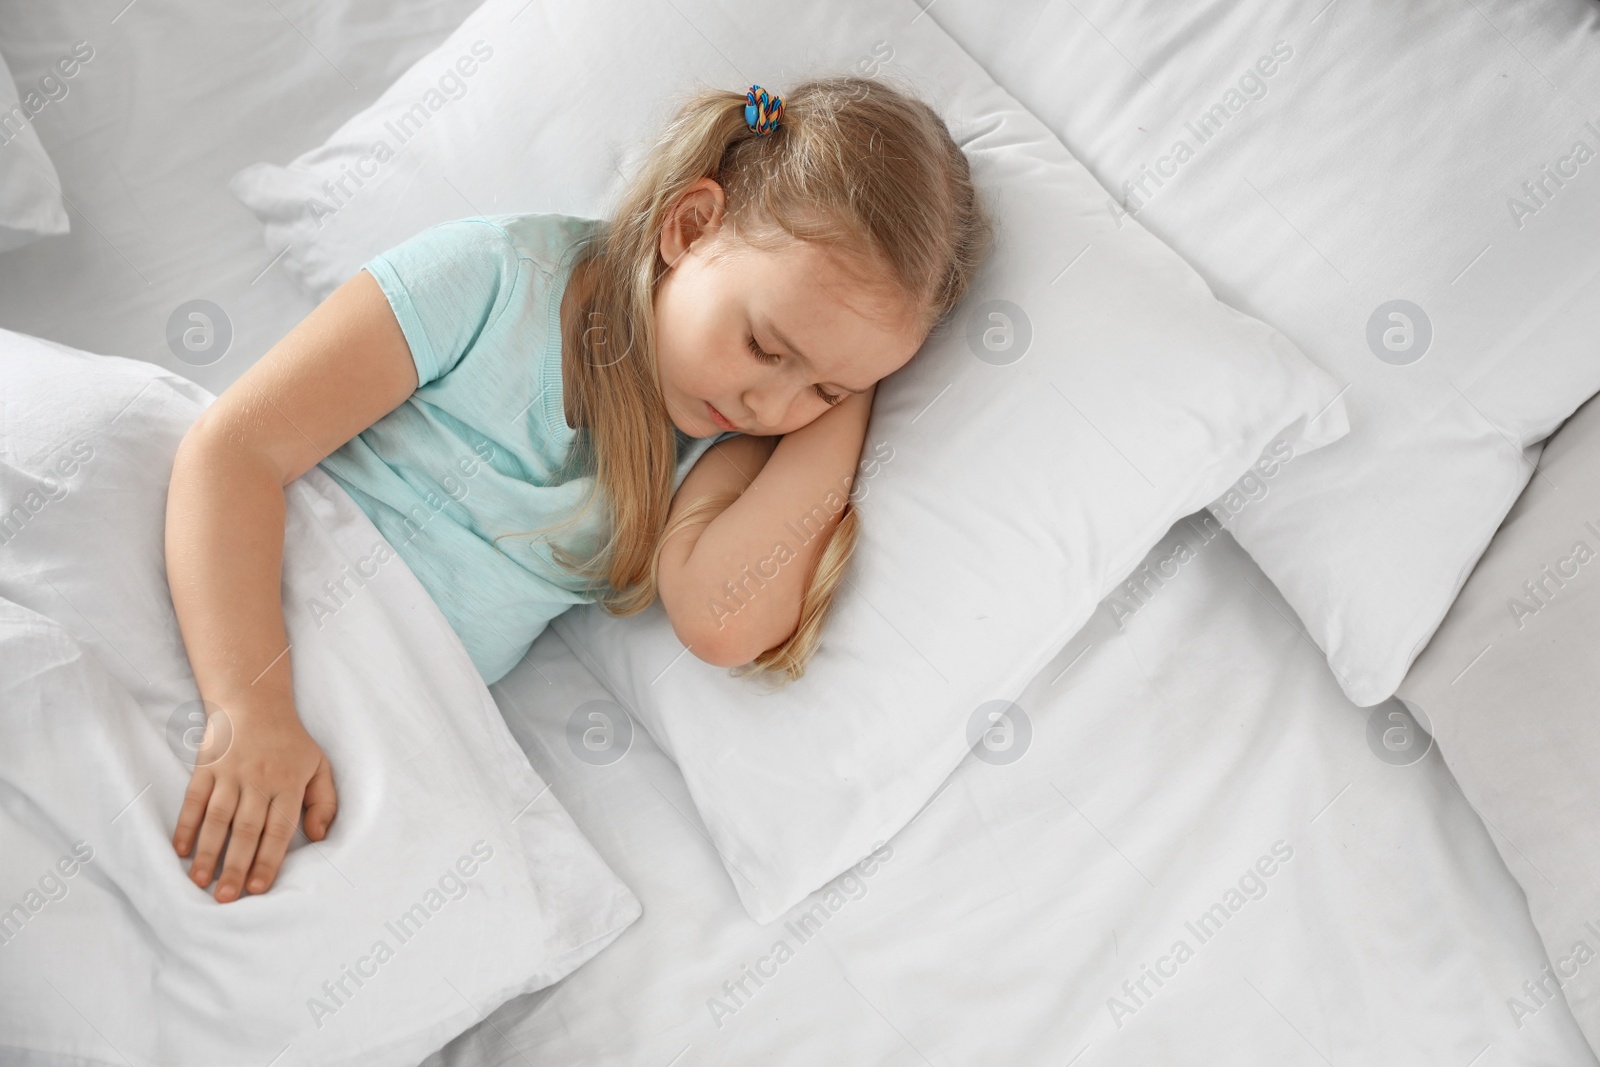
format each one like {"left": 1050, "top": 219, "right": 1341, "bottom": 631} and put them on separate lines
{"left": 747, "top": 335, "right": 842, "bottom": 406}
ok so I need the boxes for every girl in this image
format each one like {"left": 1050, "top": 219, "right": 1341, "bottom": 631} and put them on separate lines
{"left": 163, "top": 77, "right": 992, "bottom": 904}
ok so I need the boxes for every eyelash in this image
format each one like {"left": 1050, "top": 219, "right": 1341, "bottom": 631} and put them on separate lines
{"left": 747, "top": 335, "right": 842, "bottom": 406}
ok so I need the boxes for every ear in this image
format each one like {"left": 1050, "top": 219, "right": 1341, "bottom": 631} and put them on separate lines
{"left": 659, "top": 177, "right": 727, "bottom": 269}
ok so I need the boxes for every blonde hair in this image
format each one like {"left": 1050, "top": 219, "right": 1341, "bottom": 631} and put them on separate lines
{"left": 497, "top": 74, "right": 993, "bottom": 686}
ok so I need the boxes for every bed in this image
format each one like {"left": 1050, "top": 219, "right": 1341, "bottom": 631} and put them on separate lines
{"left": 2, "top": 1, "right": 1597, "bottom": 1064}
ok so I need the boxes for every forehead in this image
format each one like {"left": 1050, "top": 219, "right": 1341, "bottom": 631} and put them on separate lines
{"left": 718, "top": 230, "right": 924, "bottom": 346}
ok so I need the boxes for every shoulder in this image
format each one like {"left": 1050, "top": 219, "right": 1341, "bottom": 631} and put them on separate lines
{"left": 368, "top": 217, "right": 524, "bottom": 301}
{"left": 398, "top": 216, "right": 519, "bottom": 260}
{"left": 477, "top": 213, "right": 602, "bottom": 275}
{"left": 380, "top": 214, "right": 597, "bottom": 289}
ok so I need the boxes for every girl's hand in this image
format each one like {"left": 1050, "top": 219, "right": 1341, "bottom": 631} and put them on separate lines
{"left": 171, "top": 694, "right": 338, "bottom": 903}
{"left": 163, "top": 269, "right": 394, "bottom": 904}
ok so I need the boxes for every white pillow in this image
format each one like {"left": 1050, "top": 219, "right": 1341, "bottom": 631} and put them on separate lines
{"left": 229, "top": 0, "right": 1348, "bottom": 923}
{"left": 1395, "top": 390, "right": 1600, "bottom": 1050}
{"left": 923, "top": 0, "right": 1600, "bottom": 705}
{"left": 0, "top": 327, "right": 640, "bottom": 1063}
{"left": 0, "top": 43, "right": 73, "bottom": 253}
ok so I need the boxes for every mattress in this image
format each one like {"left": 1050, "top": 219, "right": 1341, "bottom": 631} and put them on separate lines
{"left": 0, "top": 1, "right": 1594, "bottom": 1063}
{"left": 419, "top": 517, "right": 1593, "bottom": 1065}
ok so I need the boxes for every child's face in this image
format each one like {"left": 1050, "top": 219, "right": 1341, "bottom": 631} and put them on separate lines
{"left": 651, "top": 182, "right": 926, "bottom": 438}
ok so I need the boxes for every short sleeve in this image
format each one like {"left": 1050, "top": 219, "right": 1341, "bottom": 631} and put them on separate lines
{"left": 361, "top": 218, "right": 522, "bottom": 387}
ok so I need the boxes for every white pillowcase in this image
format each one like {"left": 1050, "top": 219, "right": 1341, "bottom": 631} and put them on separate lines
{"left": 1395, "top": 390, "right": 1600, "bottom": 1051}
{"left": 229, "top": 0, "right": 1348, "bottom": 922}
{"left": 0, "top": 43, "right": 72, "bottom": 253}
{"left": 0, "top": 327, "right": 640, "bottom": 1063}
{"left": 924, "top": 0, "right": 1600, "bottom": 705}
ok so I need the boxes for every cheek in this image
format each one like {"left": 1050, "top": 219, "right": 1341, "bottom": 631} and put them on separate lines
{"left": 655, "top": 275, "right": 723, "bottom": 389}
{"left": 668, "top": 329, "right": 741, "bottom": 400}
{"left": 652, "top": 294, "right": 694, "bottom": 392}
{"left": 658, "top": 326, "right": 712, "bottom": 399}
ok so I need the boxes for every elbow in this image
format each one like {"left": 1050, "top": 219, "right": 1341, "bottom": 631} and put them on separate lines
{"left": 172, "top": 411, "right": 210, "bottom": 471}
{"left": 682, "top": 620, "right": 752, "bottom": 670}
{"left": 660, "top": 562, "right": 750, "bottom": 668}
{"left": 167, "top": 416, "right": 213, "bottom": 519}
{"left": 660, "top": 564, "right": 792, "bottom": 670}
{"left": 673, "top": 606, "right": 777, "bottom": 669}
{"left": 171, "top": 409, "right": 232, "bottom": 486}
{"left": 682, "top": 609, "right": 796, "bottom": 670}
{"left": 178, "top": 406, "right": 223, "bottom": 452}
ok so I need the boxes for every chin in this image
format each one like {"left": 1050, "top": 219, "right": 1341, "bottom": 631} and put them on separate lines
{"left": 672, "top": 407, "right": 716, "bottom": 439}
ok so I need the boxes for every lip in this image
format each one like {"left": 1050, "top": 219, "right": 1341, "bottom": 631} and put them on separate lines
{"left": 706, "top": 401, "right": 740, "bottom": 432}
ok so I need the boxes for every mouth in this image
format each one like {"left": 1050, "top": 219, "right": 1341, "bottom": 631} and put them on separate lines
{"left": 705, "top": 401, "right": 740, "bottom": 432}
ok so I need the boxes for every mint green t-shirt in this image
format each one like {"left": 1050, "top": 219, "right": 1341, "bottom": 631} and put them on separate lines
{"left": 317, "top": 213, "right": 739, "bottom": 686}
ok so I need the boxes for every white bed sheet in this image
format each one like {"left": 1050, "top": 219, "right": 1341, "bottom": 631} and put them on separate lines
{"left": 0, "top": 1, "right": 1593, "bottom": 1063}
{"left": 0, "top": 331, "right": 641, "bottom": 1066}
{"left": 430, "top": 518, "right": 1595, "bottom": 1067}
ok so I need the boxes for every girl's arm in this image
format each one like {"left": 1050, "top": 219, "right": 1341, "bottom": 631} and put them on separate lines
{"left": 165, "top": 268, "right": 418, "bottom": 902}
{"left": 657, "top": 384, "right": 875, "bottom": 667}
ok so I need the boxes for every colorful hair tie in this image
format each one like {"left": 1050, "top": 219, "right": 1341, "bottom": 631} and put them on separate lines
{"left": 744, "top": 84, "right": 784, "bottom": 137}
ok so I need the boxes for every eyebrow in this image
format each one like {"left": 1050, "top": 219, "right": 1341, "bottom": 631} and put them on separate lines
{"left": 765, "top": 318, "right": 872, "bottom": 395}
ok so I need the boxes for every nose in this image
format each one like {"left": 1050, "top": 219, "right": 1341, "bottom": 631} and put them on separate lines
{"left": 742, "top": 367, "right": 808, "bottom": 431}
{"left": 741, "top": 392, "right": 777, "bottom": 432}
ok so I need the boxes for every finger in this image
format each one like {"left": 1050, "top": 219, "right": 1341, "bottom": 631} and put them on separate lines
{"left": 172, "top": 768, "right": 216, "bottom": 858}
{"left": 245, "top": 791, "right": 301, "bottom": 895}
{"left": 188, "top": 781, "right": 239, "bottom": 889}
{"left": 215, "top": 786, "right": 269, "bottom": 903}
{"left": 302, "top": 759, "right": 338, "bottom": 841}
